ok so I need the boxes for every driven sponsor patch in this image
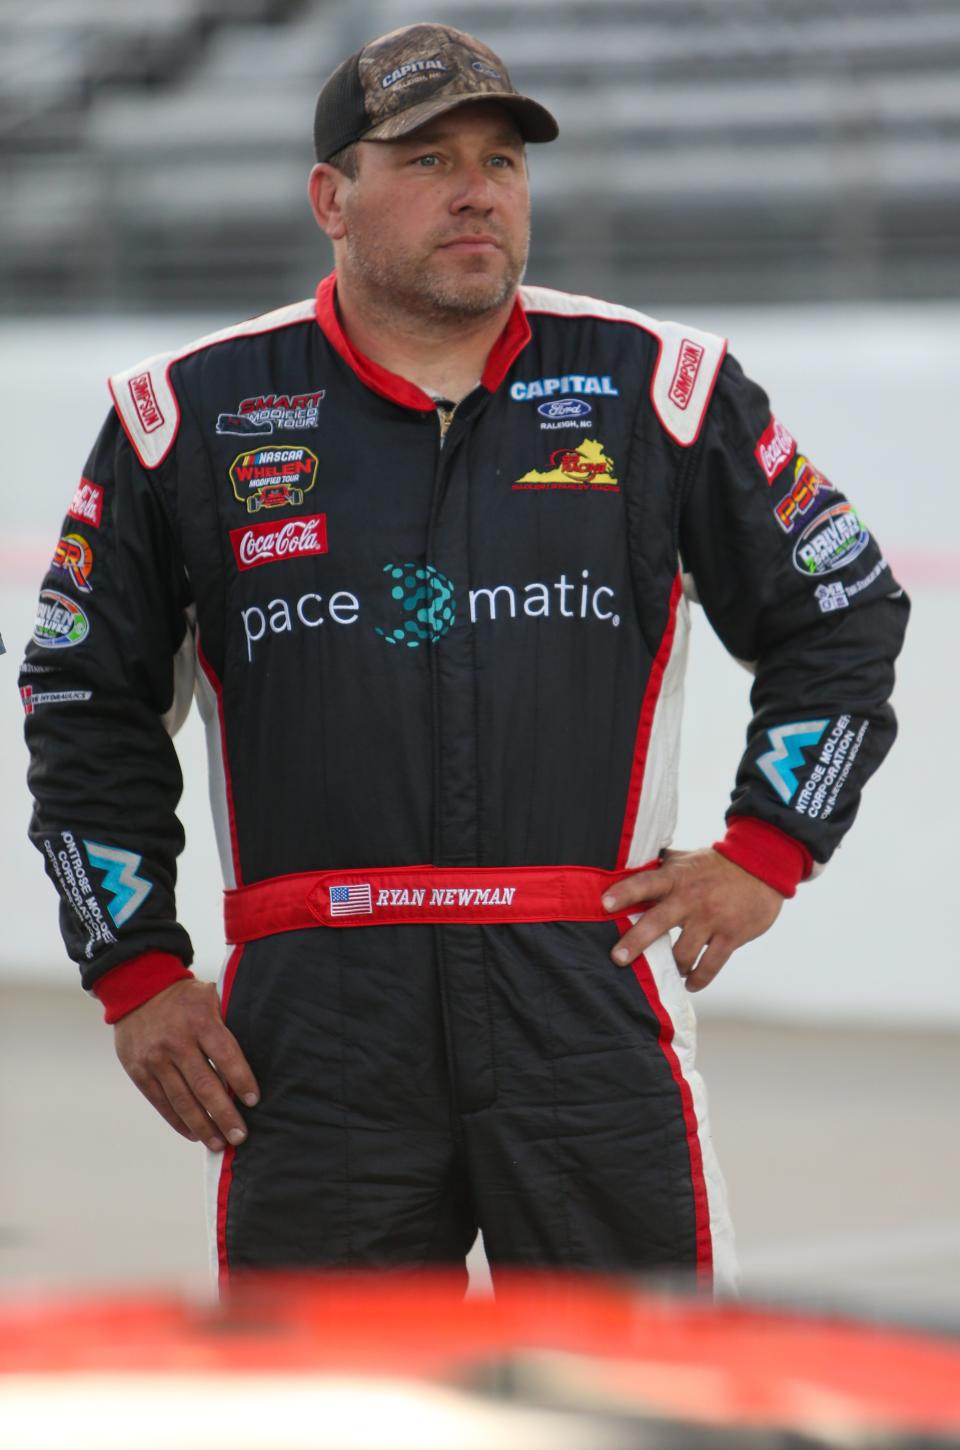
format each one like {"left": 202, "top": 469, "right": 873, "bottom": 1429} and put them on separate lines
{"left": 33, "top": 590, "right": 90, "bottom": 649}
{"left": 514, "top": 439, "right": 619, "bottom": 491}
{"left": 774, "top": 455, "right": 835, "bottom": 533}
{"left": 754, "top": 416, "right": 796, "bottom": 484}
{"left": 229, "top": 446, "right": 318, "bottom": 514}
{"left": 793, "top": 503, "right": 870, "bottom": 577}
{"left": 230, "top": 514, "right": 329, "bottom": 571}
{"left": 216, "top": 389, "right": 325, "bottom": 437}
{"left": 51, "top": 533, "right": 94, "bottom": 592}
{"left": 67, "top": 477, "right": 104, "bottom": 529}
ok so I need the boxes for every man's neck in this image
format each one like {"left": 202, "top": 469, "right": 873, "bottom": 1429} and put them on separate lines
{"left": 334, "top": 275, "right": 515, "bottom": 404}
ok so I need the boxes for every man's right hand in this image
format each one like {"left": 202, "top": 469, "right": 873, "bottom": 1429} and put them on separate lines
{"left": 113, "top": 979, "right": 259, "bottom": 1152}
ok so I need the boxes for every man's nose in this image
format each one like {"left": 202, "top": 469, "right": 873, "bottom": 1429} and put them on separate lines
{"left": 450, "top": 163, "right": 495, "bottom": 210}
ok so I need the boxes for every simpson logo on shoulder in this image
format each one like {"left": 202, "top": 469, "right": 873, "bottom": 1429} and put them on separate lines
{"left": 667, "top": 339, "right": 705, "bottom": 411}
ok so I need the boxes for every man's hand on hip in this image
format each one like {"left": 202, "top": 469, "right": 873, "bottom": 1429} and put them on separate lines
{"left": 113, "top": 979, "right": 259, "bottom": 1151}
{"left": 602, "top": 848, "right": 784, "bottom": 992}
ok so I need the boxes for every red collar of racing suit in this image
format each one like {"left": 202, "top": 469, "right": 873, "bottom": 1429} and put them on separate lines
{"left": 313, "top": 272, "right": 532, "bottom": 411}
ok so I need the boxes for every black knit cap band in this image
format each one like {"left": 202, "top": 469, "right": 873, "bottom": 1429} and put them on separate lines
{"left": 313, "top": 22, "right": 559, "bottom": 163}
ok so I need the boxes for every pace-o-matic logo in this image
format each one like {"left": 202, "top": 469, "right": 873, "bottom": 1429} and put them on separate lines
{"left": 514, "top": 439, "right": 619, "bottom": 492}
{"left": 229, "top": 446, "right": 318, "bottom": 514}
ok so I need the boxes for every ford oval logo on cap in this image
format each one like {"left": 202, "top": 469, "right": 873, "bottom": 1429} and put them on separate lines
{"left": 537, "top": 399, "right": 592, "bottom": 421}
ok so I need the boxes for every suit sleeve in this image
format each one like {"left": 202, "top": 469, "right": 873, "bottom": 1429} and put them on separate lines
{"left": 679, "top": 353, "right": 909, "bottom": 879}
{"left": 20, "top": 409, "right": 196, "bottom": 1016}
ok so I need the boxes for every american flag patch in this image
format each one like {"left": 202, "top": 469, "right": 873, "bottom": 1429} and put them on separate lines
{"left": 328, "top": 883, "right": 373, "bottom": 917}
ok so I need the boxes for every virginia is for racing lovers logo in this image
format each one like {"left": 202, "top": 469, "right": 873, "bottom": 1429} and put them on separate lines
{"left": 514, "top": 439, "right": 619, "bottom": 491}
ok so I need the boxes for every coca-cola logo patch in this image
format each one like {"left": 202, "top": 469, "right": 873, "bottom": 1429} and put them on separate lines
{"left": 229, "top": 514, "right": 328, "bottom": 571}
{"left": 754, "top": 415, "right": 796, "bottom": 484}
{"left": 67, "top": 477, "right": 104, "bottom": 529}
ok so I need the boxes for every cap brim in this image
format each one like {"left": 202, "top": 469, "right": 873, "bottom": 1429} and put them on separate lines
{"left": 361, "top": 92, "right": 559, "bottom": 145}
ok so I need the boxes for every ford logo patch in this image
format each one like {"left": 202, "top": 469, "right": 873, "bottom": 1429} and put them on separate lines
{"left": 537, "top": 399, "right": 592, "bottom": 421}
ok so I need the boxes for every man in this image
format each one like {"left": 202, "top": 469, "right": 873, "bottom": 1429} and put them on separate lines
{"left": 22, "top": 23, "right": 907, "bottom": 1294}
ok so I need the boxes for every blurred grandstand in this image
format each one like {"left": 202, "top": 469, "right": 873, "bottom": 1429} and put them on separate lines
{"left": 2, "top": 0, "right": 960, "bottom": 313}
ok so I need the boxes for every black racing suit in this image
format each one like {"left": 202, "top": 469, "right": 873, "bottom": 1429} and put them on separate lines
{"left": 21, "top": 276, "right": 908, "bottom": 1290}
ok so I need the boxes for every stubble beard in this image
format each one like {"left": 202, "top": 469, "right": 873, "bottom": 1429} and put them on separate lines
{"left": 342, "top": 224, "right": 529, "bottom": 325}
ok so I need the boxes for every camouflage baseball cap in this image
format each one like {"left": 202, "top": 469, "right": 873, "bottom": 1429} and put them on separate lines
{"left": 313, "top": 22, "right": 559, "bottom": 162}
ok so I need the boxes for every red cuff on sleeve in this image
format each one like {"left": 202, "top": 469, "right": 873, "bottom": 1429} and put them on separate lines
{"left": 712, "top": 816, "right": 813, "bottom": 899}
{"left": 92, "top": 952, "right": 194, "bottom": 1024}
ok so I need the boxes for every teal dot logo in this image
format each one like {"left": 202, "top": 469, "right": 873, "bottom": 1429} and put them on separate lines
{"left": 375, "top": 563, "right": 456, "bottom": 648}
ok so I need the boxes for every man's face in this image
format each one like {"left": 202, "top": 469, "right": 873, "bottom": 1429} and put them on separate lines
{"left": 335, "top": 102, "right": 530, "bottom": 321}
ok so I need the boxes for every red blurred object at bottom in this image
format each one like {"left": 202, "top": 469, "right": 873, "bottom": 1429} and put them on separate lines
{"left": 1, "top": 1273, "right": 959, "bottom": 1446}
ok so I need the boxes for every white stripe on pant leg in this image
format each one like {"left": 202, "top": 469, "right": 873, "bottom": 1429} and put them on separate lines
{"left": 205, "top": 947, "right": 235, "bottom": 1286}
{"left": 643, "top": 932, "right": 739, "bottom": 1296}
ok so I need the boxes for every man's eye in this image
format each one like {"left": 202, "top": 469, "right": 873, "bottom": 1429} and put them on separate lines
{"left": 489, "top": 155, "right": 514, "bottom": 168}
{"left": 413, "top": 154, "right": 439, "bottom": 167}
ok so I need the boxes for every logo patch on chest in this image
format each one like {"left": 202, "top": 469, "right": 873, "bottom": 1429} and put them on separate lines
{"left": 513, "top": 439, "right": 619, "bottom": 491}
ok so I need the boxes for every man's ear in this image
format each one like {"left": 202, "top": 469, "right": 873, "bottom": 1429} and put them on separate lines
{"left": 308, "top": 163, "right": 349, "bottom": 241}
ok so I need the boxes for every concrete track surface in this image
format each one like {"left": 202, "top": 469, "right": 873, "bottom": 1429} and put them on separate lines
{"left": 2, "top": 984, "right": 958, "bottom": 1324}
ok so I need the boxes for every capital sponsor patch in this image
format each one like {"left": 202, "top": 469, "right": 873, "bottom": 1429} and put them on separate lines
{"left": 42, "top": 831, "right": 117, "bottom": 960}
{"left": 67, "top": 476, "right": 104, "bottom": 529}
{"left": 381, "top": 55, "right": 448, "bottom": 88}
{"left": 514, "top": 439, "right": 619, "bottom": 491}
{"left": 792, "top": 715, "right": 869, "bottom": 821}
{"left": 774, "top": 455, "right": 835, "bottom": 533}
{"left": 33, "top": 590, "right": 89, "bottom": 649}
{"left": 793, "top": 503, "right": 870, "bottom": 577}
{"left": 230, "top": 513, "right": 328, "bottom": 571}
{"left": 668, "top": 338, "right": 705, "bottom": 410}
{"left": 510, "top": 375, "right": 619, "bottom": 402}
{"left": 537, "top": 398, "right": 592, "bottom": 431}
{"left": 229, "top": 446, "right": 318, "bottom": 514}
{"left": 216, "top": 388, "right": 325, "bottom": 437}
{"left": 21, "top": 686, "right": 91, "bottom": 714}
{"left": 128, "top": 371, "right": 164, "bottom": 433}
{"left": 754, "top": 415, "right": 795, "bottom": 484}
{"left": 51, "top": 533, "right": 93, "bottom": 592}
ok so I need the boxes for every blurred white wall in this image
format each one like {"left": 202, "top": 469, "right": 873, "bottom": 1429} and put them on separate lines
{"left": 1, "top": 303, "right": 953, "bottom": 1023}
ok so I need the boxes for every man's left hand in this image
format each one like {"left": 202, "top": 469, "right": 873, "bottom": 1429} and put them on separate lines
{"left": 601, "top": 849, "right": 784, "bottom": 992}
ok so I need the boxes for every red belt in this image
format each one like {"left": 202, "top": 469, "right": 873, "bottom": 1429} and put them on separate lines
{"left": 224, "top": 863, "right": 657, "bottom": 942}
